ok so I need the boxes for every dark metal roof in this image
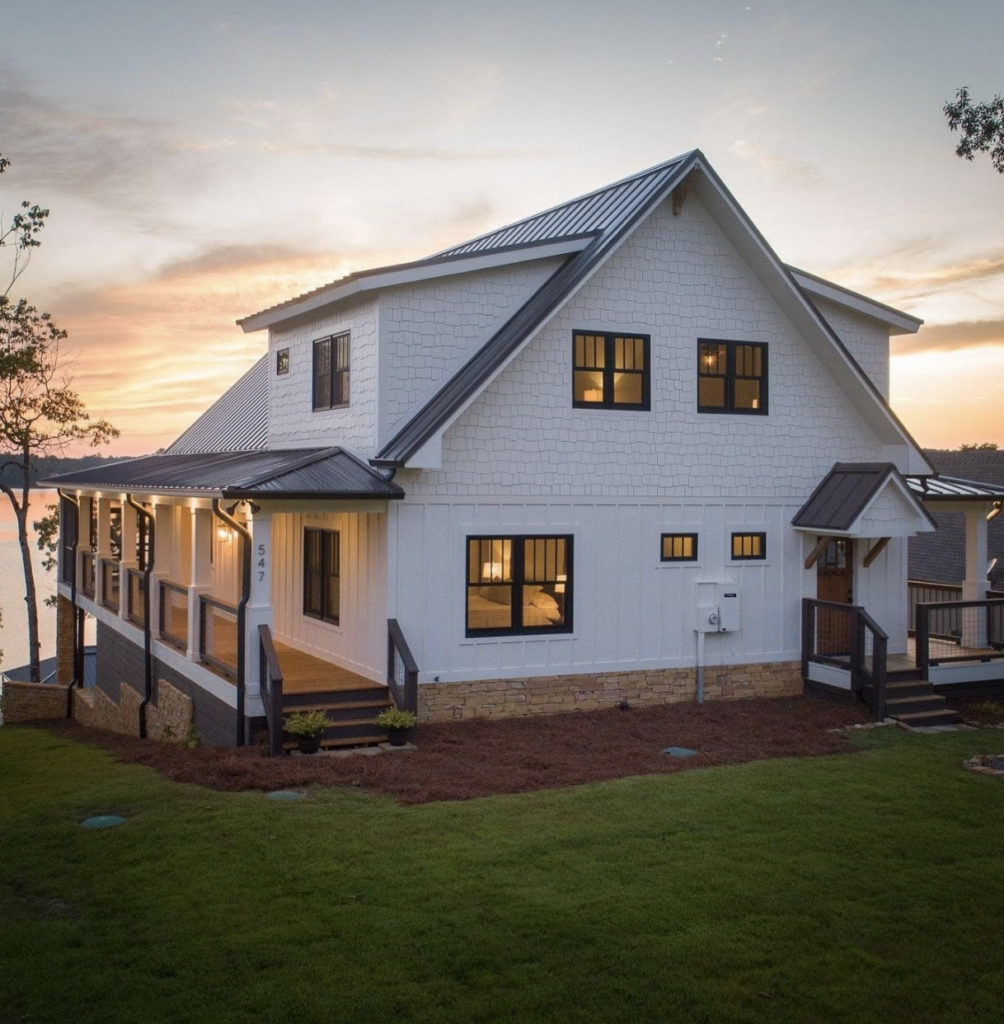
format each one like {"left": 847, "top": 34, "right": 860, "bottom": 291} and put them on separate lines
{"left": 39, "top": 448, "right": 403, "bottom": 500}
{"left": 906, "top": 475, "right": 1004, "bottom": 500}
{"left": 373, "top": 152, "right": 696, "bottom": 465}
{"left": 168, "top": 355, "right": 268, "bottom": 455}
{"left": 792, "top": 463, "right": 934, "bottom": 531}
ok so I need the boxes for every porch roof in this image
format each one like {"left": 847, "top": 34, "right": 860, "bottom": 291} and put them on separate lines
{"left": 905, "top": 474, "right": 1004, "bottom": 501}
{"left": 39, "top": 447, "right": 404, "bottom": 500}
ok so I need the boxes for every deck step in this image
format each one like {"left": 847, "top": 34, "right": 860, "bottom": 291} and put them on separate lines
{"left": 891, "top": 708, "right": 961, "bottom": 728}
{"left": 283, "top": 700, "right": 391, "bottom": 722}
{"left": 887, "top": 668, "right": 924, "bottom": 682}
{"left": 885, "top": 694, "right": 950, "bottom": 715}
{"left": 283, "top": 685, "right": 390, "bottom": 709}
{"left": 283, "top": 734, "right": 388, "bottom": 752}
{"left": 885, "top": 680, "right": 936, "bottom": 699}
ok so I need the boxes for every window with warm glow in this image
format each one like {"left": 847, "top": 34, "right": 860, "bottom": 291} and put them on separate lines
{"left": 304, "top": 528, "right": 340, "bottom": 624}
{"left": 466, "top": 535, "right": 572, "bottom": 636}
{"left": 731, "top": 532, "right": 766, "bottom": 560}
{"left": 312, "top": 332, "right": 350, "bottom": 410}
{"left": 661, "top": 533, "right": 698, "bottom": 562}
{"left": 698, "top": 340, "right": 767, "bottom": 414}
{"left": 573, "top": 331, "right": 649, "bottom": 410}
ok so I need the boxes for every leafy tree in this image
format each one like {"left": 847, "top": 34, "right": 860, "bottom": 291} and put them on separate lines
{"left": 960, "top": 442, "right": 999, "bottom": 451}
{"left": 1, "top": 149, "right": 118, "bottom": 680}
{"left": 944, "top": 88, "right": 1004, "bottom": 173}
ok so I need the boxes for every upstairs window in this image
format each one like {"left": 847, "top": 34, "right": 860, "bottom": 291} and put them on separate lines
{"left": 312, "top": 332, "right": 350, "bottom": 410}
{"left": 573, "top": 331, "right": 650, "bottom": 410}
{"left": 303, "top": 528, "right": 340, "bottom": 625}
{"left": 698, "top": 340, "right": 767, "bottom": 414}
{"left": 466, "top": 535, "right": 573, "bottom": 636}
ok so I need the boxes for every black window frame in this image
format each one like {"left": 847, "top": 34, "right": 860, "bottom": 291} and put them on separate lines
{"left": 303, "top": 527, "right": 341, "bottom": 625}
{"left": 731, "top": 532, "right": 767, "bottom": 561}
{"left": 312, "top": 332, "right": 351, "bottom": 411}
{"left": 697, "top": 339, "right": 768, "bottom": 415}
{"left": 276, "top": 348, "right": 290, "bottom": 375}
{"left": 660, "top": 533, "right": 699, "bottom": 563}
{"left": 572, "top": 330, "right": 651, "bottom": 411}
{"left": 465, "top": 534, "right": 574, "bottom": 638}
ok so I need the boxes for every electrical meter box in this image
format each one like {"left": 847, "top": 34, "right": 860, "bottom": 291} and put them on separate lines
{"left": 716, "top": 584, "right": 741, "bottom": 632}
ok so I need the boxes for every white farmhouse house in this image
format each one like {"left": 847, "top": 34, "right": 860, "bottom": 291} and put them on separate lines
{"left": 45, "top": 150, "right": 1004, "bottom": 750}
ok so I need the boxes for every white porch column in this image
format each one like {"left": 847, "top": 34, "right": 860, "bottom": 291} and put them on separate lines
{"left": 187, "top": 507, "right": 213, "bottom": 662}
{"left": 244, "top": 509, "right": 273, "bottom": 709}
{"left": 95, "top": 497, "right": 113, "bottom": 606}
{"left": 962, "top": 505, "right": 990, "bottom": 648}
{"left": 119, "top": 497, "right": 138, "bottom": 623}
{"left": 149, "top": 502, "right": 176, "bottom": 645}
{"left": 77, "top": 496, "right": 93, "bottom": 593}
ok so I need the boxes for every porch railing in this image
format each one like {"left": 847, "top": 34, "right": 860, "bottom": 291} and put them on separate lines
{"left": 158, "top": 581, "right": 189, "bottom": 651}
{"left": 387, "top": 618, "right": 419, "bottom": 717}
{"left": 200, "top": 596, "right": 239, "bottom": 680}
{"left": 80, "top": 551, "right": 96, "bottom": 598}
{"left": 126, "top": 569, "right": 146, "bottom": 627}
{"left": 101, "top": 558, "right": 120, "bottom": 612}
{"left": 258, "top": 624, "right": 284, "bottom": 757}
{"left": 802, "top": 598, "right": 888, "bottom": 721}
{"left": 907, "top": 579, "right": 963, "bottom": 639}
{"left": 915, "top": 598, "right": 1004, "bottom": 674}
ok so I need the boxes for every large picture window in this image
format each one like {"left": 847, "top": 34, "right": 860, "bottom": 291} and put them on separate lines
{"left": 573, "top": 331, "right": 650, "bottom": 410}
{"left": 303, "top": 528, "right": 340, "bottom": 625}
{"left": 466, "top": 535, "right": 572, "bottom": 636}
{"left": 698, "top": 340, "right": 767, "bottom": 414}
{"left": 312, "top": 332, "right": 350, "bottom": 410}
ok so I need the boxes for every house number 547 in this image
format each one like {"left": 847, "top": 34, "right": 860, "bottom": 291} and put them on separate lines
{"left": 257, "top": 543, "right": 267, "bottom": 582}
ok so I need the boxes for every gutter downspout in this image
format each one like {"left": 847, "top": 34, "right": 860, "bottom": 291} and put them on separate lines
{"left": 126, "top": 495, "right": 155, "bottom": 739}
{"left": 57, "top": 490, "right": 81, "bottom": 716}
{"left": 212, "top": 498, "right": 251, "bottom": 747}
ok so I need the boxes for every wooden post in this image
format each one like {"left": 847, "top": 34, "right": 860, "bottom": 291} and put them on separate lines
{"left": 916, "top": 604, "right": 930, "bottom": 677}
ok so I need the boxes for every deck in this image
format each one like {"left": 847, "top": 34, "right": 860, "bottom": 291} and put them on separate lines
{"left": 275, "top": 642, "right": 387, "bottom": 696}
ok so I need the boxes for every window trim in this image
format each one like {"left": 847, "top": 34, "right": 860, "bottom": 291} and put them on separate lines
{"left": 730, "top": 531, "right": 767, "bottom": 562}
{"left": 276, "top": 348, "right": 290, "bottom": 375}
{"left": 660, "top": 533, "right": 699, "bottom": 563}
{"left": 572, "top": 330, "right": 651, "bottom": 411}
{"left": 697, "top": 339, "right": 768, "bottom": 415}
{"left": 465, "top": 534, "right": 574, "bottom": 638}
{"left": 303, "top": 527, "right": 341, "bottom": 625}
{"left": 312, "top": 332, "right": 351, "bottom": 411}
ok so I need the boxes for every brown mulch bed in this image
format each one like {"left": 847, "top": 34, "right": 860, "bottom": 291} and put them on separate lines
{"left": 947, "top": 697, "right": 1004, "bottom": 728}
{"left": 39, "top": 696, "right": 869, "bottom": 804}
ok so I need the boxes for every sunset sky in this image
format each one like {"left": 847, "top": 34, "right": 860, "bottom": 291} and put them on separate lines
{"left": 2, "top": 0, "right": 1002, "bottom": 455}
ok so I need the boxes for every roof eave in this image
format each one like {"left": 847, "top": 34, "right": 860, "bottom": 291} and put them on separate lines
{"left": 788, "top": 266, "right": 923, "bottom": 335}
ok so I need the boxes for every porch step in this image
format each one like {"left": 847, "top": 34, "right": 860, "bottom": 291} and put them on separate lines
{"left": 283, "top": 734, "right": 389, "bottom": 752}
{"left": 887, "top": 667, "right": 924, "bottom": 682}
{"left": 283, "top": 685, "right": 390, "bottom": 709}
{"left": 285, "top": 699, "right": 391, "bottom": 720}
{"left": 885, "top": 680, "right": 935, "bottom": 699}
{"left": 892, "top": 708, "right": 962, "bottom": 729}
{"left": 885, "top": 694, "right": 952, "bottom": 715}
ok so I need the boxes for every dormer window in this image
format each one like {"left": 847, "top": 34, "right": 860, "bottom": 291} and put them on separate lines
{"left": 573, "top": 331, "right": 650, "bottom": 410}
{"left": 312, "top": 332, "right": 350, "bottom": 410}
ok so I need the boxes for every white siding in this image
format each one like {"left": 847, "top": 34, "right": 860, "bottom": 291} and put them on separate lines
{"left": 813, "top": 296, "right": 891, "bottom": 399}
{"left": 267, "top": 297, "right": 379, "bottom": 452}
{"left": 272, "top": 511, "right": 387, "bottom": 683}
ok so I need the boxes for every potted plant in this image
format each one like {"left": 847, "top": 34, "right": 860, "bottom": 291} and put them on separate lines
{"left": 284, "top": 710, "right": 329, "bottom": 754}
{"left": 377, "top": 707, "right": 417, "bottom": 747}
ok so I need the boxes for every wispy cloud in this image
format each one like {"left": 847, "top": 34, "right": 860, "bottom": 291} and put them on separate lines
{"left": 894, "top": 318, "right": 1004, "bottom": 356}
{"left": 850, "top": 251, "right": 1004, "bottom": 299}
{"left": 729, "top": 139, "right": 823, "bottom": 189}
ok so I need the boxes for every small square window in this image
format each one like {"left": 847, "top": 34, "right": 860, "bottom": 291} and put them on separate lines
{"left": 661, "top": 533, "right": 698, "bottom": 562}
{"left": 731, "top": 532, "right": 766, "bottom": 560}
{"left": 276, "top": 348, "right": 290, "bottom": 375}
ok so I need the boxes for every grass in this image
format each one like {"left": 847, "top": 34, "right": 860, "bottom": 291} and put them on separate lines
{"left": 1, "top": 725, "right": 1003, "bottom": 1023}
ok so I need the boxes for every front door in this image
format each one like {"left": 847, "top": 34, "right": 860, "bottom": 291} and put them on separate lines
{"left": 816, "top": 539, "right": 854, "bottom": 656}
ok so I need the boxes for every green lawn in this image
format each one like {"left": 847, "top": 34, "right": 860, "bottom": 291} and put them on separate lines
{"left": 1, "top": 725, "right": 1003, "bottom": 1024}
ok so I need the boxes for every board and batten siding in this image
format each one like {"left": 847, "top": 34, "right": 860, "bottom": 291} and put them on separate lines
{"left": 388, "top": 498, "right": 908, "bottom": 686}
{"left": 271, "top": 511, "right": 388, "bottom": 683}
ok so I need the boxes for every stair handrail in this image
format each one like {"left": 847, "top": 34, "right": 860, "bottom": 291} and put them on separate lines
{"left": 856, "top": 606, "right": 888, "bottom": 722}
{"left": 387, "top": 618, "right": 419, "bottom": 716}
{"left": 258, "top": 624, "right": 284, "bottom": 757}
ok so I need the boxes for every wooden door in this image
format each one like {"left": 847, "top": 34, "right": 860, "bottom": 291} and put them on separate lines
{"left": 817, "top": 539, "right": 854, "bottom": 655}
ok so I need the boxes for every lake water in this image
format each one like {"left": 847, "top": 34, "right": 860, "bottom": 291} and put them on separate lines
{"left": 0, "top": 489, "right": 60, "bottom": 673}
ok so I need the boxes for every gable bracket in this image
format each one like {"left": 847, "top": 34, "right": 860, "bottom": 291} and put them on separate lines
{"left": 672, "top": 171, "right": 697, "bottom": 215}
{"left": 863, "top": 537, "right": 891, "bottom": 568}
{"left": 804, "top": 536, "right": 832, "bottom": 570}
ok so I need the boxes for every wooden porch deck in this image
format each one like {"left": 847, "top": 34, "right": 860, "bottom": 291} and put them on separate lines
{"left": 275, "top": 642, "right": 386, "bottom": 696}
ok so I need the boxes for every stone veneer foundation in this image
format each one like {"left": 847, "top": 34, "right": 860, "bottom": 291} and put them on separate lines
{"left": 416, "top": 660, "right": 803, "bottom": 723}
{"left": 72, "top": 679, "right": 194, "bottom": 740}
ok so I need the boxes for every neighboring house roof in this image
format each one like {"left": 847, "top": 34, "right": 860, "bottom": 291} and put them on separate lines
{"left": 39, "top": 448, "right": 403, "bottom": 501}
{"left": 792, "top": 463, "right": 936, "bottom": 534}
{"left": 168, "top": 355, "right": 268, "bottom": 455}
{"left": 1, "top": 648, "right": 96, "bottom": 688}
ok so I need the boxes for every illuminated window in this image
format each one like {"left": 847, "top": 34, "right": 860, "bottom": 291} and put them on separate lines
{"left": 698, "top": 340, "right": 767, "bottom": 414}
{"left": 731, "top": 532, "right": 766, "bottom": 561}
{"left": 661, "top": 533, "right": 698, "bottom": 562}
{"left": 303, "top": 528, "right": 340, "bottom": 624}
{"left": 466, "top": 535, "right": 573, "bottom": 636}
{"left": 312, "top": 332, "right": 350, "bottom": 410}
{"left": 276, "top": 348, "right": 290, "bottom": 375}
{"left": 573, "top": 331, "right": 649, "bottom": 410}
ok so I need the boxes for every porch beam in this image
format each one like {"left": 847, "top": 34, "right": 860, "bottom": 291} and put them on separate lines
{"left": 804, "top": 536, "right": 831, "bottom": 570}
{"left": 863, "top": 537, "right": 890, "bottom": 568}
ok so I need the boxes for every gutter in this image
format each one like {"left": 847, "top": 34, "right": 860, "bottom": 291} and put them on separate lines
{"left": 126, "top": 495, "right": 155, "bottom": 739}
{"left": 212, "top": 498, "right": 251, "bottom": 747}
{"left": 57, "top": 490, "right": 83, "bottom": 716}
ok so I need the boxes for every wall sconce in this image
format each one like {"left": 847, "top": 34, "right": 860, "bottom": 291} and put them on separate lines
{"left": 555, "top": 573, "right": 567, "bottom": 594}
{"left": 217, "top": 524, "right": 233, "bottom": 543}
